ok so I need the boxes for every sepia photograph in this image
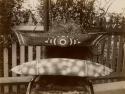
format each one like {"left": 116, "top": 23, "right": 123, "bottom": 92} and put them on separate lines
{"left": 0, "top": 0, "right": 125, "bottom": 94}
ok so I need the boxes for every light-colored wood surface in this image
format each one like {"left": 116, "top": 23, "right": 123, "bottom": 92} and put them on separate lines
{"left": 20, "top": 45, "right": 26, "bottom": 90}
{"left": 14, "top": 26, "right": 44, "bottom": 31}
{"left": 123, "top": 44, "right": 125, "bottom": 72}
{"left": 0, "top": 77, "right": 125, "bottom": 94}
{"left": 12, "top": 43, "right": 18, "bottom": 93}
{"left": 12, "top": 43, "right": 17, "bottom": 77}
{"left": 36, "top": 46, "right": 41, "bottom": 61}
{"left": 94, "top": 81, "right": 125, "bottom": 93}
{"left": 28, "top": 46, "right": 33, "bottom": 62}
{"left": 20, "top": 46, "right": 25, "bottom": 64}
{"left": 3, "top": 48, "right": 9, "bottom": 93}
{"left": 0, "top": 77, "right": 32, "bottom": 84}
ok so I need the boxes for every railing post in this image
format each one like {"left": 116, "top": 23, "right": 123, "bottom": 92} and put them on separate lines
{"left": 36, "top": 46, "right": 41, "bottom": 60}
{"left": 41, "top": 46, "right": 47, "bottom": 59}
{"left": 12, "top": 43, "right": 18, "bottom": 93}
{"left": 123, "top": 44, "right": 125, "bottom": 72}
{"left": 20, "top": 46, "right": 25, "bottom": 64}
{"left": 122, "top": 18, "right": 125, "bottom": 73}
{"left": 3, "top": 47, "right": 9, "bottom": 94}
{"left": 20, "top": 45, "right": 26, "bottom": 91}
{"left": 28, "top": 46, "right": 33, "bottom": 62}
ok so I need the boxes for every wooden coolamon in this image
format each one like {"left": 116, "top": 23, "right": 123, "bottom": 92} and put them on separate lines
{"left": 0, "top": 0, "right": 125, "bottom": 94}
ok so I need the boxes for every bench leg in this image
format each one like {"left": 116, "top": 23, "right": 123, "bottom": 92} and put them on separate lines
{"left": 85, "top": 79, "right": 95, "bottom": 94}
{"left": 90, "top": 82, "right": 94, "bottom": 94}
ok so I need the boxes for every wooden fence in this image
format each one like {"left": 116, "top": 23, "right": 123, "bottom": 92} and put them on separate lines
{"left": 0, "top": 43, "right": 46, "bottom": 94}
{"left": 0, "top": 38, "right": 124, "bottom": 94}
{"left": 0, "top": 26, "right": 125, "bottom": 94}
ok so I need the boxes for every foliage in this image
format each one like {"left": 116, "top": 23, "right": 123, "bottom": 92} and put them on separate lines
{"left": 49, "top": 0, "right": 96, "bottom": 30}
{"left": 49, "top": 20, "right": 83, "bottom": 34}
{"left": 0, "top": 0, "right": 125, "bottom": 46}
{"left": 49, "top": 0, "right": 125, "bottom": 32}
{"left": 0, "top": 0, "right": 23, "bottom": 46}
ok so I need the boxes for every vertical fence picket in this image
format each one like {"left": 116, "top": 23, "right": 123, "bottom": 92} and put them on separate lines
{"left": 41, "top": 46, "right": 46, "bottom": 59}
{"left": 106, "top": 37, "right": 111, "bottom": 67}
{"left": 122, "top": 18, "right": 125, "bottom": 73}
{"left": 117, "top": 36, "right": 124, "bottom": 72}
{"left": 3, "top": 48, "right": 9, "bottom": 94}
{"left": 36, "top": 46, "right": 41, "bottom": 60}
{"left": 35, "top": 46, "right": 41, "bottom": 88}
{"left": 103, "top": 36, "right": 111, "bottom": 83}
{"left": 19, "top": 45, "right": 26, "bottom": 94}
{"left": 112, "top": 35, "right": 119, "bottom": 82}
{"left": 112, "top": 36, "right": 118, "bottom": 71}
{"left": 20, "top": 46, "right": 25, "bottom": 64}
{"left": 104, "top": 21, "right": 113, "bottom": 82}
{"left": 12, "top": 43, "right": 18, "bottom": 93}
{"left": 12, "top": 43, "right": 17, "bottom": 76}
{"left": 28, "top": 46, "right": 33, "bottom": 61}
{"left": 123, "top": 44, "right": 125, "bottom": 72}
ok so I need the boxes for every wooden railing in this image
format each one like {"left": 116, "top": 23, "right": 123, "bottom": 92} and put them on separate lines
{"left": 1, "top": 43, "right": 47, "bottom": 94}
{"left": 0, "top": 26, "right": 125, "bottom": 94}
